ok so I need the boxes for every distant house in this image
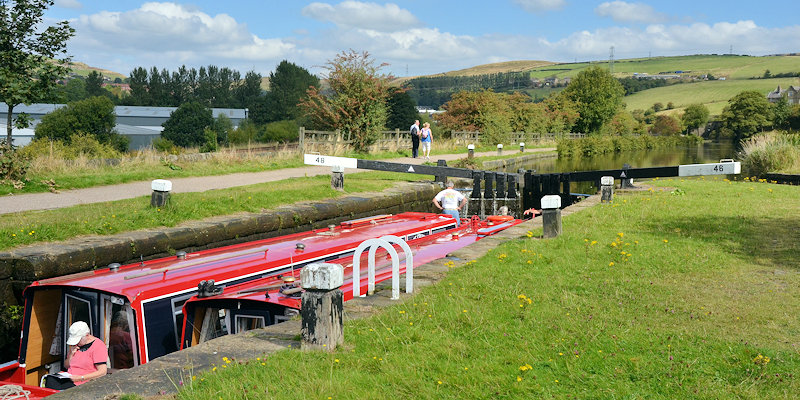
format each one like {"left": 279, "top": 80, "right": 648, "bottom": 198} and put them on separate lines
{"left": 767, "top": 85, "right": 800, "bottom": 105}
{"left": 0, "top": 103, "right": 247, "bottom": 149}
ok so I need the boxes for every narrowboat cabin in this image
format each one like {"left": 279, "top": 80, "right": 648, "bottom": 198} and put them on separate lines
{"left": 0, "top": 213, "right": 462, "bottom": 389}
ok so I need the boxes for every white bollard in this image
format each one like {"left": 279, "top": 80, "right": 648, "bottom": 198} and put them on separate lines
{"left": 541, "top": 195, "right": 562, "bottom": 239}
{"left": 301, "top": 263, "right": 344, "bottom": 351}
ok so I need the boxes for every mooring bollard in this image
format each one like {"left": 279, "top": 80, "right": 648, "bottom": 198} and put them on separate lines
{"left": 150, "top": 179, "right": 172, "bottom": 207}
{"left": 331, "top": 165, "right": 344, "bottom": 191}
{"left": 541, "top": 195, "right": 562, "bottom": 239}
{"left": 301, "top": 262, "right": 344, "bottom": 351}
{"left": 497, "top": 143, "right": 503, "bottom": 156}
{"left": 519, "top": 142, "right": 525, "bottom": 152}
{"left": 600, "top": 176, "right": 614, "bottom": 203}
{"left": 468, "top": 144, "right": 475, "bottom": 159}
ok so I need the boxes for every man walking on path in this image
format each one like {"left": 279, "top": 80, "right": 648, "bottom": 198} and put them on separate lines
{"left": 409, "top": 120, "right": 420, "bottom": 158}
{"left": 433, "top": 181, "right": 467, "bottom": 226}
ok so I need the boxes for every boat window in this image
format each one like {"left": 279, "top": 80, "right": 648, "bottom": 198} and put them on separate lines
{"left": 235, "top": 315, "right": 265, "bottom": 334}
{"left": 199, "top": 308, "right": 229, "bottom": 343}
{"left": 66, "top": 295, "right": 91, "bottom": 330}
{"left": 102, "top": 296, "right": 137, "bottom": 370}
{"left": 170, "top": 293, "right": 195, "bottom": 349}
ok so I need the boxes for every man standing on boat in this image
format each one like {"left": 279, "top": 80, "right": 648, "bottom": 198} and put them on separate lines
{"left": 433, "top": 181, "right": 467, "bottom": 226}
{"left": 409, "top": 120, "right": 420, "bottom": 158}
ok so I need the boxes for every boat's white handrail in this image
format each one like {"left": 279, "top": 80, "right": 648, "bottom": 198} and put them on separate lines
{"left": 352, "top": 238, "right": 399, "bottom": 300}
{"left": 379, "top": 235, "right": 413, "bottom": 296}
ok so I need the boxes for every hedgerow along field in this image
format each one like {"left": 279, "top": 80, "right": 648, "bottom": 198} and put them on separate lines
{"left": 174, "top": 178, "right": 800, "bottom": 399}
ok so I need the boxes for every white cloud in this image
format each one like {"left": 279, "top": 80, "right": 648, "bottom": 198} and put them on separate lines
{"left": 595, "top": 1, "right": 667, "bottom": 24}
{"left": 70, "top": 2, "right": 294, "bottom": 73}
{"left": 513, "top": 0, "right": 567, "bottom": 13}
{"left": 302, "top": 1, "right": 419, "bottom": 32}
{"left": 55, "top": 0, "right": 82, "bottom": 10}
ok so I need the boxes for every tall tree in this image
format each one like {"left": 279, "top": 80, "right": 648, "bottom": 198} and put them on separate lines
{"left": 300, "top": 50, "right": 390, "bottom": 152}
{"left": 265, "top": 60, "right": 319, "bottom": 122}
{"left": 386, "top": 88, "right": 418, "bottom": 130}
{"left": 233, "top": 70, "right": 263, "bottom": 111}
{"left": 559, "top": 66, "right": 624, "bottom": 133}
{"left": 161, "top": 101, "right": 214, "bottom": 147}
{"left": 719, "top": 91, "right": 772, "bottom": 140}
{"left": 85, "top": 71, "right": 106, "bottom": 98}
{"left": 0, "top": 0, "right": 74, "bottom": 143}
{"left": 681, "top": 103, "right": 710, "bottom": 134}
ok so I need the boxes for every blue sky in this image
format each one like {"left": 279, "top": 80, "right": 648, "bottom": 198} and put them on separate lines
{"left": 44, "top": 0, "right": 800, "bottom": 78}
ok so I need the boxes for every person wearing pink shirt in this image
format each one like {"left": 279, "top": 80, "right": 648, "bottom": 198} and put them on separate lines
{"left": 44, "top": 321, "right": 108, "bottom": 390}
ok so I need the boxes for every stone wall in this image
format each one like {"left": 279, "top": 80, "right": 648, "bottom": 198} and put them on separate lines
{"left": 0, "top": 182, "right": 441, "bottom": 307}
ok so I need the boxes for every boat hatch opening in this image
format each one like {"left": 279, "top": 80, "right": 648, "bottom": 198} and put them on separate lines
{"left": 21, "top": 289, "right": 139, "bottom": 387}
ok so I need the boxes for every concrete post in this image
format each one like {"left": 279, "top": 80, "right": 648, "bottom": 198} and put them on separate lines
{"left": 497, "top": 143, "right": 503, "bottom": 156}
{"left": 150, "top": 179, "right": 172, "bottom": 207}
{"left": 301, "top": 263, "right": 344, "bottom": 351}
{"left": 600, "top": 176, "right": 614, "bottom": 203}
{"left": 519, "top": 142, "right": 525, "bottom": 152}
{"left": 331, "top": 165, "right": 344, "bottom": 191}
{"left": 620, "top": 163, "right": 635, "bottom": 188}
{"left": 468, "top": 144, "right": 475, "bottom": 159}
{"left": 541, "top": 195, "right": 562, "bottom": 239}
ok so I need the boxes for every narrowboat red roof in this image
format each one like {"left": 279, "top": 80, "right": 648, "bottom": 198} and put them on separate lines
{"left": 27, "top": 213, "right": 459, "bottom": 302}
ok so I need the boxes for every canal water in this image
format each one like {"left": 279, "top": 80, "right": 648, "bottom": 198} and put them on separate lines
{"left": 504, "top": 141, "right": 737, "bottom": 194}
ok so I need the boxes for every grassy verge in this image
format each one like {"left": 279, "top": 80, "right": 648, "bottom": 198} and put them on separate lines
{"left": 177, "top": 178, "right": 799, "bottom": 399}
{"left": 0, "top": 172, "right": 428, "bottom": 251}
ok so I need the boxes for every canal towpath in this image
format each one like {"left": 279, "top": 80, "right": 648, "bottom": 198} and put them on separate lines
{"left": 0, "top": 148, "right": 555, "bottom": 215}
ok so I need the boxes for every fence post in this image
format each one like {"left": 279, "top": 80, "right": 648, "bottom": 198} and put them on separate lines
{"left": 301, "top": 263, "right": 344, "bottom": 351}
{"left": 299, "top": 127, "right": 305, "bottom": 154}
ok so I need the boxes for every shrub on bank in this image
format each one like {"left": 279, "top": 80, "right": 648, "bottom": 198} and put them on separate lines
{"left": 557, "top": 134, "right": 703, "bottom": 158}
{"left": 739, "top": 131, "right": 800, "bottom": 175}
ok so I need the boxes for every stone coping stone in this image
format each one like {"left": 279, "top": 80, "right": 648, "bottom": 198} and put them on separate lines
{"left": 56, "top": 194, "right": 598, "bottom": 399}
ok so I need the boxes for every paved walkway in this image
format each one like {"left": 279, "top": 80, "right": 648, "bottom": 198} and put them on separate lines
{"left": 0, "top": 149, "right": 554, "bottom": 215}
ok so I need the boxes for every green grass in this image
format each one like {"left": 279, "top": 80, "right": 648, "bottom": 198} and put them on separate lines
{"left": 177, "top": 178, "right": 800, "bottom": 399}
{"left": 0, "top": 172, "right": 426, "bottom": 251}
{"left": 624, "top": 77, "right": 800, "bottom": 115}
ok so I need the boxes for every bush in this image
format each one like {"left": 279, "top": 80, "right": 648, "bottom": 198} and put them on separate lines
{"left": 20, "top": 135, "right": 122, "bottom": 160}
{"left": 258, "top": 120, "right": 299, "bottom": 143}
{"left": 739, "top": 132, "right": 800, "bottom": 175}
{"left": 152, "top": 138, "right": 179, "bottom": 154}
{"left": 0, "top": 143, "right": 30, "bottom": 188}
{"left": 161, "top": 102, "right": 214, "bottom": 147}
{"left": 199, "top": 128, "right": 218, "bottom": 153}
{"left": 228, "top": 120, "right": 258, "bottom": 145}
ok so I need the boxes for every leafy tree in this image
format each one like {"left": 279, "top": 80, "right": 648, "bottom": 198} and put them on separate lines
{"left": 161, "top": 101, "right": 214, "bottom": 147}
{"left": 681, "top": 104, "right": 710, "bottom": 134}
{"left": 542, "top": 94, "right": 579, "bottom": 133}
{"left": 600, "top": 110, "right": 639, "bottom": 136}
{"left": 507, "top": 92, "right": 548, "bottom": 133}
{"left": 652, "top": 102, "right": 664, "bottom": 112}
{"left": 650, "top": 114, "right": 682, "bottom": 136}
{"left": 49, "top": 78, "right": 87, "bottom": 103}
{"left": 85, "top": 71, "right": 106, "bottom": 98}
{"left": 0, "top": 0, "right": 74, "bottom": 143}
{"left": 435, "top": 90, "right": 511, "bottom": 144}
{"left": 719, "top": 91, "right": 772, "bottom": 140}
{"left": 300, "top": 50, "right": 391, "bottom": 152}
{"left": 263, "top": 60, "right": 319, "bottom": 123}
{"left": 34, "top": 96, "right": 126, "bottom": 150}
{"left": 233, "top": 71, "right": 263, "bottom": 110}
{"left": 771, "top": 96, "right": 792, "bottom": 130}
{"left": 386, "top": 88, "right": 418, "bottom": 130}
{"left": 559, "top": 66, "right": 624, "bottom": 133}
{"left": 212, "top": 113, "right": 233, "bottom": 145}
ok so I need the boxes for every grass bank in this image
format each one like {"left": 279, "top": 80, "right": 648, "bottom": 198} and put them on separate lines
{"left": 176, "top": 178, "right": 799, "bottom": 399}
{"left": 0, "top": 172, "right": 427, "bottom": 251}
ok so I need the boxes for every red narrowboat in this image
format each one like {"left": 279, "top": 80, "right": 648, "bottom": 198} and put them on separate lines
{"left": 0, "top": 213, "right": 472, "bottom": 393}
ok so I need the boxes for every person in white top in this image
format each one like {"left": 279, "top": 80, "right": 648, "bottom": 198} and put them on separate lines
{"left": 433, "top": 181, "right": 467, "bottom": 226}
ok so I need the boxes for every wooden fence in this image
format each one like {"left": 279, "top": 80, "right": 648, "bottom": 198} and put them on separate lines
{"left": 299, "top": 128, "right": 586, "bottom": 155}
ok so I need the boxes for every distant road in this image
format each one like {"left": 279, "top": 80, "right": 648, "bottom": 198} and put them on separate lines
{"left": 0, "top": 149, "right": 555, "bottom": 215}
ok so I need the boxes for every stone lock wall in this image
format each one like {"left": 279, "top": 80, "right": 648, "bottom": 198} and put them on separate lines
{"left": 0, "top": 182, "right": 441, "bottom": 308}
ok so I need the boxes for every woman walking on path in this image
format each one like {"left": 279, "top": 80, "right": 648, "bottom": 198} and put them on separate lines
{"left": 420, "top": 122, "right": 432, "bottom": 160}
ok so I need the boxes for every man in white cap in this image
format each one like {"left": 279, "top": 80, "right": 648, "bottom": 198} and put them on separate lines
{"left": 44, "top": 321, "right": 108, "bottom": 390}
{"left": 433, "top": 181, "right": 467, "bottom": 226}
